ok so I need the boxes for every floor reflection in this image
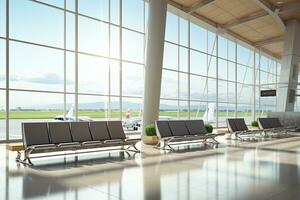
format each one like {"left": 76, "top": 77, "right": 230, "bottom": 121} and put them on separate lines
{"left": 2, "top": 136, "right": 300, "bottom": 200}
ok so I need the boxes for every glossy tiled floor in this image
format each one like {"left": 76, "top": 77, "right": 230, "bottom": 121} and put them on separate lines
{"left": 2, "top": 135, "right": 300, "bottom": 200}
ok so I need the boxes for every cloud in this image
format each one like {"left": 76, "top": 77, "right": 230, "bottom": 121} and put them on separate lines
{"left": 8, "top": 73, "right": 74, "bottom": 85}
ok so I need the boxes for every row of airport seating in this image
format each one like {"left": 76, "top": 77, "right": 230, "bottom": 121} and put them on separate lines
{"left": 226, "top": 117, "right": 294, "bottom": 140}
{"left": 21, "top": 121, "right": 140, "bottom": 165}
{"left": 155, "top": 120, "right": 218, "bottom": 150}
{"left": 21, "top": 117, "right": 293, "bottom": 165}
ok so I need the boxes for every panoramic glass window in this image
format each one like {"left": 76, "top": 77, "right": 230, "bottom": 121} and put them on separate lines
{"left": 0, "top": 90, "right": 5, "bottom": 140}
{"left": 0, "top": 39, "right": 5, "bottom": 88}
{"left": 78, "top": 0, "right": 109, "bottom": 21}
{"left": 122, "top": 0, "right": 144, "bottom": 32}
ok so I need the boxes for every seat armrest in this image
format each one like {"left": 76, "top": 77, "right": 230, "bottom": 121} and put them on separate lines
{"left": 104, "top": 139, "right": 124, "bottom": 144}
{"left": 57, "top": 142, "right": 80, "bottom": 148}
{"left": 82, "top": 141, "right": 102, "bottom": 145}
{"left": 27, "top": 144, "right": 56, "bottom": 150}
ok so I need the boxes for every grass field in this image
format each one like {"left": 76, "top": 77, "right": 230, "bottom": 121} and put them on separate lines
{"left": 0, "top": 110, "right": 253, "bottom": 119}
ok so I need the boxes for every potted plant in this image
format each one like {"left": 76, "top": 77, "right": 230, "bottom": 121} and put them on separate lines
{"left": 143, "top": 124, "right": 159, "bottom": 145}
{"left": 205, "top": 123, "right": 213, "bottom": 133}
{"left": 251, "top": 121, "right": 258, "bottom": 127}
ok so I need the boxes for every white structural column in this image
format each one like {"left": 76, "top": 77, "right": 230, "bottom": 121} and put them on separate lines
{"left": 277, "top": 20, "right": 300, "bottom": 111}
{"left": 142, "top": 0, "right": 167, "bottom": 134}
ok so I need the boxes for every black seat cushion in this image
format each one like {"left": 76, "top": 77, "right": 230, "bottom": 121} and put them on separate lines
{"left": 155, "top": 121, "right": 172, "bottom": 138}
{"left": 235, "top": 118, "right": 248, "bottom": 131}
{"left": 107, "top": 121, "right": 126, "bottom": 140}
{"left": 185, "top": 120, "right": 207, "bottom": 135}
{"left": 168, "top": 120, "right": 189, "bottom": 136}
{"left": 48, "top": 122, "right": 73, "bottom": 144}
{"left": 227, "top": 119, "right": 238, "bottom": 132}
{"left": 70, "top": 122, "right": 92, "bottom": 142}
{"left": 89, "top": 121, "right": 111, "bottom": 141}
{"left": 270, "top": 118, "right": 283, "bottom": 128}
{"left": 22, "top": 123, "right": 50, "bottom": 147}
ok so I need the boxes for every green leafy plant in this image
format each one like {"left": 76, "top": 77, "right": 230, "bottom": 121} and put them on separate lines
{"left": 205, "top": 123, "right": 213, "bottom": 133}
{"left": 144, "top": 124, "right": 157, "bottom": 136}
{"left": 251, "top": 121, "right": 258, "bottom": 127}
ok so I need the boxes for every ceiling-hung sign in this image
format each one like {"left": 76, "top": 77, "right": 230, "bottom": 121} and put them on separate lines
{"left": 260, "top": 90, "right": 276, "bottom": 97}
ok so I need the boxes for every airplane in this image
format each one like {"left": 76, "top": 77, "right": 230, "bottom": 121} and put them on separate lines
{"left": 202, "top": 103, "right": 215, "bottom": 123}
{"left": 54, "top": 106, "right": 92, "bottom": 122}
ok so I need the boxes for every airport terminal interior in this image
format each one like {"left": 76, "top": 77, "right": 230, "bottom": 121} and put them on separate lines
{"left": 1, "top": 0, "right": 300, "bottom": 199}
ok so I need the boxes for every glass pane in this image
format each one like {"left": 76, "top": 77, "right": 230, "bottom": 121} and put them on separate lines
{"left": 207, "top": 78, "right": 216, "bottom": 101}
{"left": 0, "top": 90, "right": 5, "bottom": 140}
{"left": 161, "top": 70, "right": 178, "bottom": 99}
{"left": 122, "top": 62, "right": 144, "bottom": 97}
{"left": 179, "top": 101, "right": 188, "bottom": 119}
{"left": 122, "top": 29, "right": 144, "bottom": 63}
{"left": 237, "top": 65, "right": 253, "bottom": 84}
{"left": 190, "top": 75, "right": 207, "bottom": 101}
{"left": 208, "top": 31, "right": 216, "bottom": 56}
{"left": 165, "top": 12, "right": 178, "bottom": 43}
{"left": 163, "top": 42, "right": 178, "bottom": 71}
{"left": 190, "top": 101, "right": 206, "bottom": 119}
{"left": 110, "top": 60, "right": 120, "bottom": 96}
{"left": 66, "top": 51, "right": 75, "bottom": 92}
{"left": 78, "top": 95, "right": 109, "bottom": 120}
{"left": 179, "top": 17, "right": 188, "bottom": 47}
{"left": 78, "top": 16, "right": 109, "bottom": 56}
{"left": 190, "top": 22, "right": 206, "bottom": 52}
{"left": 110, "top": 25, "right": 120, "bottom": 59}
{"left": 0, "top": 0, "right": 5, "bottom": 37}
{"left": 237, "top": 104, "right": 252, "bottom": 124}
{"left": 10, "top": 42, "right": 64, "bottom": 92}
{"left": 0, "top": 39, "right": 5, "bottom": 88}
{"left": 228, "top": 62, "right": 236, "bottom": 82}
{"left": 110, "top": 97, "right": 120, "bottom": 119}
{"left": 208, "top": 55, "right": 216, "bottom": 78}
{"left": 218, "top": 80, "right": 228, "bottom": 102}
{"left": 237, "top": 84, "right": 253, "bottom": 104}
{"left": 237, "top": 44, "right": 254, "bottom": 66}
{"left": 159, "top": 99, "right": 178, "bottom": 119}
{"left": 228, "top": 82, "right": 236, "bottom": 103}
{"left": 78, "top": 54, "right": 109, "bottom": 94}
{"left": 179, "top": 47, "right": 188, "bottom": 72}
{"left": 122, "top": 0, "right": 144, "bottom": 32}
{"left": 190, "top": 50, "right": 206, "bottom": 76}
{"left": 110, "top": 0, "right": 120, "bottom": 25}
{"left": 228, "top": 40, "right": 236, "bottom": 62}
{"left": 10, "top": 0, "right": 64, "bottom": 47}
{"left": 179, "top": 73, "right": 188, "bottom": 100}
{"left": 218, "top": 59, "right": 227, "bottom": 80}
{"left": 78, "top": 0, "right": 109, "bottom": 21}
{"left": 9, "top": 91, "right": 64, "bottom": 139}
{"left": 66, "top": 12, "right": 75, "bottom": 51}
{"left": 218, "top": 36, "right": 227, "bottom": 59}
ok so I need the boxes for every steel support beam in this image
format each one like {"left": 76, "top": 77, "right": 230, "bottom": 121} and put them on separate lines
{"left": 252, "top": 0, "right": 286, "bottom": 31}
{"left": 186, "top": 0, "right": 215, "bottom": 13}
{"left": 254, "top": 36, "right": 283, "bottom": 47}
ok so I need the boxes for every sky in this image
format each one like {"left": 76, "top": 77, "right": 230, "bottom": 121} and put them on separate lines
{"left": 0, "top": 0, "right": 279, "bottom": 110}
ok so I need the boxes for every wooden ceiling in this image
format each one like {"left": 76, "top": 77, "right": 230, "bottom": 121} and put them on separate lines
{"left": 168, "top": 0, "right": 300, "bottom": 58}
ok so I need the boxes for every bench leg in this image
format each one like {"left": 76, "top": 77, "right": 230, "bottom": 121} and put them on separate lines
{"left": 125, "top": 143, "right": 141, "bottom": 153}
{"left": 16, "top": 151, "right": 22, "bottom": 162}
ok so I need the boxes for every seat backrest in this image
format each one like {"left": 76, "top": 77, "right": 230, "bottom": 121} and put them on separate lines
{"left": 22, "top": 122, "right": 50, "bottom": 148}
{"left": 48, "top": 122, "right": 73, "bottom": 144}
{"left": 168, "top": 120, "right": 189, "bottom": 136}
{"left": 107, "top": 121, "right": 126, "bottom": 140}
{"left": 185, "top": 120, "right": 207, "bottom": 135}
{"left": 89, "top": 121, "right": 111, "bottom": 141}
{"left": 270, "top": 118, "right": 283, "bottom": 128}
{"left": 235, "top": 118, "right": 248, "bottom": 131}
{"left": 155, "top": 121, "right": 172, "bottom": 138}
{"left": 70, "top": 122, "right": 92, "bottom": 142}
{"left": 227, "top": 119, "right": 238, "bottom": 132}
{"left": 258, "top": 118, "right": 271, "bottom": 129}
